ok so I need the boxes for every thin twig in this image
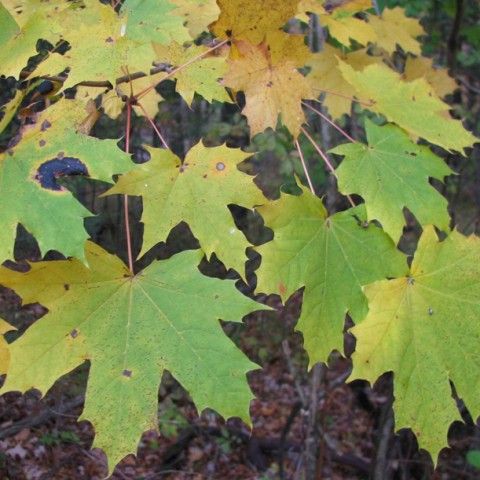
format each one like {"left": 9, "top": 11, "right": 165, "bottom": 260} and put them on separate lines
{"left": 302, "top": 101, "right": 357, "bottom": 144}
{"left": 136, "top": 38, "right": 230, "bottom": 101}
{"left": 124, "top": 100, "right": 134, "bottom": 274}
{"left": 137, "top": 102, "right": 169, "bottom": 148}
{"left": 295, "top": 139, "right": 317, "bottom": 195}
{"left": 300, "top": 126, "right": 356, "bottom": 208}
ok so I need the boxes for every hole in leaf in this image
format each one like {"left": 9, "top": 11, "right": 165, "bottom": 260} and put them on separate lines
{"left": 36, "top": 157, "right": 88, "bottom": 191}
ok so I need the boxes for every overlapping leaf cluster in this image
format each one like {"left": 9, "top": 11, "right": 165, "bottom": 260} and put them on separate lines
{"left": 0, "top": 0, "right": 479, "bottom": 474}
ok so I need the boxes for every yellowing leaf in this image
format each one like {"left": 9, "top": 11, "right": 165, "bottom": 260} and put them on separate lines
{"left": 403, "top": 56, "right": 457, "bottom": 99}
{"left": 332, "top": 120, "right": 453, "bottom": 242}
{"left": 223, "top": 33, "right": 314, "bottom": 137}
{"left": 32, "top": 1, "right": 157, "bottom": 89}
{"left": 153, "top": 42, "right": 231, "bottom": 105}
{"left": 338, "top": 61, "right": 477, "bottom": 152}
{"left": 172, "top": 0, "right": 220, "bottom": 38}
{"left": 299, "top": 1, "right": 375, "bottom": 46}
{"left": 0, "top": 99, "right": 132, "bottom": 262}
{"left": 106, "top": 143, "right": 266, "bottom": 276}
{"left": 255, "top": 189, "right": 407, "bottom": 364}
{"left": 351, "top": 226, "right": 480, "bottom": 461}
{"left": 0, "top": 243, "right": 264, "bottom": 472}
{"left": 307, "top": 45, "right": 381, "bottom": 118}
{"left": 211, "top": 0, "right": 300, "bottom": 44}
{"left": 369, "top": 7, "right": 424, "bottom": 55}
{"left": 0, "top": 319, "right": 15, "bottom": 375}
{"left": 116, "top": 72, "right": 167, "bottom": 118}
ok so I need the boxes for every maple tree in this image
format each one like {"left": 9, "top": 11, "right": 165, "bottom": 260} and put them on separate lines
{"left": 0, "top": 0, "right": 479, "bottom": 476}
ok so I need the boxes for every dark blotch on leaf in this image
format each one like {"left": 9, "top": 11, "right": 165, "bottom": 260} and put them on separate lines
{"left": 40, "top": 120, "right": 51, "bottom": 131}
{"left": 64, "top": 284, "right": 70, "bottom": 291}
{"left": 70, "top": 329, "right": 78, "bottom": 339}
{"left": 123, "top": 369, "right": 132, "bottom": 377}
{"left": 36, "top": 157, "right": 88, "bottom": 191}
{"left": 39, "top": 140, "right": 46, "bottom": 147}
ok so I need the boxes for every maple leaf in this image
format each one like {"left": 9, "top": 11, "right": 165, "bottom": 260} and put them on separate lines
{"left": 299, "top": 0, "right": 376, "bottom": 46}
{"left": 31, "top": 0, "right": 157, "bottom": 89}
{"left": 153, "top": 42, "right": 231, "bottom": 105}
{"left": 331, "top": 120, "right": 452, "bottom": 242}
{"left": 255, "top": 189, "right": 407, "bottom": 364}
{"left": 171, "top": 0, "right": 220, "bottom": 39}
{"left": 403, "top": 56, "right": 457, "bottom": 99}
{"left": 307, "top": 45, "right": 381, "bottom": 119}
{"left": 99, "top": 72, "right": 167, "bottom": 120}
{"left": 120, "top": 0, "right": 190, "bottom": 44}
{"left": 0, "top": 99, "right": 132, "bottom": 262}
{"left": 211, "top": 0, "right": 300, "bottom": 44}
{"left": 0, "top": 319, "right": 15, "bottom": 375}
{"left": 105, "top": 142, "right": 266, "bottom": 276}
{"left": 0, "top": 242, "right": 264, "bottom": 471}
{"left": 338, "top": 61, "right": 477, "bottom": 152}
{"left": 350, "top": 226, "right": 480, "bottom": 461}
{"left": 223, "top": 32, "right": 314, "bottom": 137}
{"left": 369, "top": 7, "right": 424, "bottom": 55}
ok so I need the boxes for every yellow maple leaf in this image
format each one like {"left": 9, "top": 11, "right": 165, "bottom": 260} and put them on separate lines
{"left": 299, "top": 0, "right": 376, "bottom": 46}
{"left": 172, "top": 0, "right": 220, "bottom": 38}
{"left": 211, "top": 0, "right": 300, "bottom": 44}
{"left": 369, "top": 7, "right": 424, "bottom": 55}
{"left": 307, "top": 46, "right": 381, "bottom": 118}
{"left": 403, "top": 56, "right": 457, "bottom": 99}
{"left": 153, "top": 42, "right": 231, "bottom": 105}
{"left": 223, "top": 32, "right": 314, "bottom": 137}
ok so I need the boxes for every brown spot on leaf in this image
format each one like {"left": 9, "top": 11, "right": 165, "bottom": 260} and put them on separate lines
{"left": 39, "top": 140, "right": 46, "bottom": 147}
{"left": 40, "top": 120, "right": 51, "bottom": 131}
{"left": 64, "top": 284, "right": 70, "bottom": 291}
{"left": 123, "top": 369, "right": 132, "bottom": 377}
{"left": 266, "top": 81, "right": 273, "bottom": 87}
{"left": 70, "top": 329, "right": 78, "bottom": 339}
{"left": 278, "top": 282, "right": 287, "bottom": 297}
{"left": 105, "top": 37, "right": 114, "bottom": 43}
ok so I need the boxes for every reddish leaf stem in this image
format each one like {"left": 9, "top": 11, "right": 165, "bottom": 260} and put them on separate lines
{"left": 137, "top": 102, "right": 169, "bottom": 149}
{"left": 135, "top": 38, "right": 230, "bottom": 102}
{"left": 300, "top": 127, "right": 356, "bottom": 208}
{"left": 302, "top": 101, "right": 357, "bottom": 144}
{"left": 294, "top": 139, "right": 316, "bottom": 195}
{"left": 124, "top": 100, "right": 134, "bottom": 274}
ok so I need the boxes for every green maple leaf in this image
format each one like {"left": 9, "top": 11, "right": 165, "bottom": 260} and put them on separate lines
{"left": 105, "top": 143, "right": 266, "bottom": 277}
{"left": 0, "top": 99, "right": 132, "bottom": 262}
{"left": 0, "top": 242, "right": 264, "bottom": 472}
{"left": 255, "top": 189, "right": 407, "bottom": 364}
{"left": 0, "top": 2, "right": 19, "bottom": 46}
{"left": 120, "top": 0, "right": 190, "bottom": 44}
{"left": 350, "top": 226, "right": 480, "bottom": 462}
{"left": 331, "top": 120, "right": 453, "bottom": 243}
{"left": 338, "top": 61, "right": 477, "bottom": 153}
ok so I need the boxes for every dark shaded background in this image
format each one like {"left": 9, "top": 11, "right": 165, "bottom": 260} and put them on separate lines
{"left": 0, "top": 0, "right": 480, "bottom": 478}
